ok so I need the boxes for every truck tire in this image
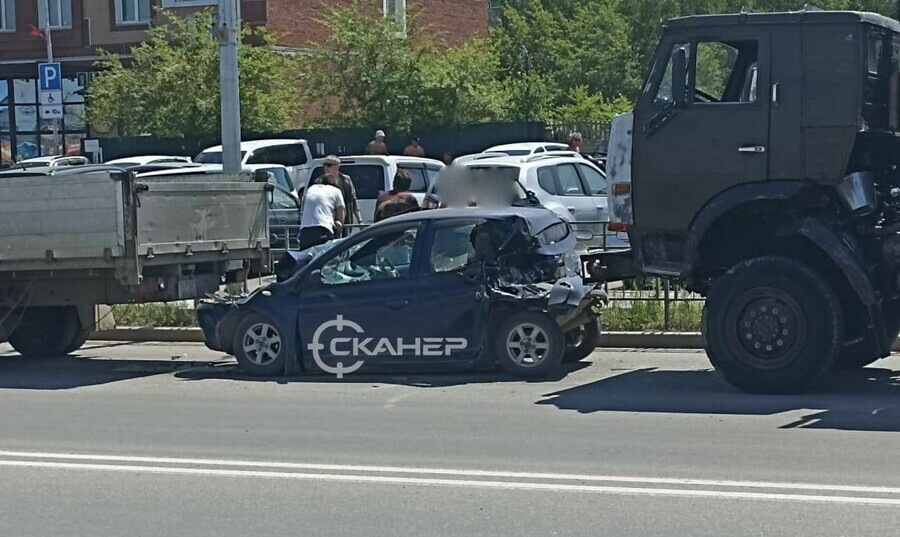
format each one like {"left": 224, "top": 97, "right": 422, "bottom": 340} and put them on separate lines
{"left": 232, "top": 313, "right": 287, "bottom": 376}
{"left": 494, "top": 311, "right": 564, "bottom": 377}
{"left": 8, "top": 306, "right": 83, "bottom": 358}
{"left": 563, "top": 318, "right": 601, "bottom": 362}
{"left": 705, "top": 256, "right": 843, "bottom": 394}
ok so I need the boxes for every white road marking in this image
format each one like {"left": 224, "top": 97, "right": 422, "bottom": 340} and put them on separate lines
{"left": 0, "top": 450, "right": 898, "bottom": 496}
{"left": 0, "top": 459, "right": 898, "bottom": 506}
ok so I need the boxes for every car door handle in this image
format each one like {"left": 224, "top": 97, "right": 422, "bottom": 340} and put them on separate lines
{"left": 566, "top": 206, "right": 576, "bottom": 212}
{"left": 386, "top": 299, "right": 410, "bottom": 310}
{"left": 738, "top": 145, "right": 766, "bottom": 153}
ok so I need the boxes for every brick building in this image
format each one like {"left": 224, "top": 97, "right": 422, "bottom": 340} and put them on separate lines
{"left": 0, "top": 0, "right": 489, "bottom": 162}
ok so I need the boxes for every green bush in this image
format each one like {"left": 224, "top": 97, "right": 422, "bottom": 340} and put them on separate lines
{"left": 601, "top": 300, "right": 703, "bottom": 332}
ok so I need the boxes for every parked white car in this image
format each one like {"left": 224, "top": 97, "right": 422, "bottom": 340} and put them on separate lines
{"left": 198, "top": 163, "right": 296, "bottom": 194}
{"left": 302, "top": 155, "right": 445, "bottom": 223}
{"left": 195, "top": 139, "right": 315, "bottom": 189}
{"left": 14, "top": 155, "right": 90, "bottom": 169}
{"left": 105, "top": 155, "right": 193, "bottom": 167}
{"left": 483, "top": 142, "right": 569, "bottom": 158}
{"left": 427, "top": 153, "right": 628, "bottom": 249}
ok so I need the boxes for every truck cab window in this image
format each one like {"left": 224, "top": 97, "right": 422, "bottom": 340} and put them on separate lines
{"left": 693, "top": 40, "right": 759, "bottom": 104}
{"left": 652, "top": 43, "right": 691, "bottom": 108}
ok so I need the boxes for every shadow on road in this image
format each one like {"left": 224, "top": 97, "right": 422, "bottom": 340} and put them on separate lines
{"left": 174, "top": 361, "right": 592, "bottom": 388}
{"left": 0, "top": 353, "right": 227, "bottom": 390}
{"left": 537, "top": 366, "right": 900, "bottom": 432}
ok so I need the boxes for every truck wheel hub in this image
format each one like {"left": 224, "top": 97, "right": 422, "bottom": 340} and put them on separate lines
{"left": 730, "top": 291, "right": 804, "bottom": 367}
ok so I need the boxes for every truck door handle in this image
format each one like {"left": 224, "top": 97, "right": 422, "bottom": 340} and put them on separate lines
{"left": 738, "top": 146, "right": 766, "bottom": 154}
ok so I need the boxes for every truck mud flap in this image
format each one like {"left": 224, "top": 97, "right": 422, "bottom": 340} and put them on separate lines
{"left": 581, "top": 249, "right": 639, "bottom": 284}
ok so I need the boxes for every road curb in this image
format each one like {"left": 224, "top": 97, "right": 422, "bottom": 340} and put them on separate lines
{"left": 91, "top": 328, "right": 706, "bottom": 348}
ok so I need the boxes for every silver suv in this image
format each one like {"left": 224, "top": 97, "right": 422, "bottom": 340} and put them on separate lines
{"left": 427, "top": 153, "right": 627, "bottom": 249}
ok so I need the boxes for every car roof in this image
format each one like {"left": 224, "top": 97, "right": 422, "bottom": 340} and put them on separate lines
{"left": 374, "top": 206, "right": 560, "bottom": 228}
{"left": 200, "top": 139, "right": 308, "bottom": 153}
{"left": 668, "top": 10, "right": 900, "bottom": 32}
{"left": 200, "top": 163, "right": 289, "bottom": 171}
{"left": 106, "top": 155, "right": 190, "bottom": 165}
{"left": 486, "top": 142, "right": 565, "bottom": 151}
{"left": 462, "top": 154, "right": 588, "bottom": 168}
{"left": 310, "top": 155, "right": 444, "bottom": 166}
{"left": 0, "top": 165, "right": 123, "bottom": 177}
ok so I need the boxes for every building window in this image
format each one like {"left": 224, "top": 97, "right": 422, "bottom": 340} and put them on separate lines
{"left": 160, "top": 0, "right": 218, "bottom": 7}
{"left": 383, "top": 0, "right": 406, "bottom": 35}
{"left": 116, "top": 0, "right": 151, "bottom": 25}
{"left": 37, "top": 0, "right": 73, "bottom": 29}
{"left": 0, "top": 0, "right": 15, "bottom": 32}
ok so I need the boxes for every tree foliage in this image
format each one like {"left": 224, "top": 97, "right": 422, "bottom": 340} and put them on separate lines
{"left": 301, "top": 1, "right": 510, "bottom": 130}
{"left": 86, "top": 10, "right": 299, "bottom": 138}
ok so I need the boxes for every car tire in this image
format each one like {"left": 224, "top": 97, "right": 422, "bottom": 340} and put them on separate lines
{"left": 494, "top": 311, "right": 565, "bottom": 378}
{"left": 563, "top": 318, "right": 601, "bottom": 362}
{"left": 232, "top": 313, "right": 287, "bottom": 376}
{"left": 705, "top": 256, "right": 842, "bottom": 394}
{"left": 8, "top": 306, "right": 82, "bottom": 358}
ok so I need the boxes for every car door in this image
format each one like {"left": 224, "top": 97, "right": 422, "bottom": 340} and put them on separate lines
{"left": 574, "top": 162, "right": 621, "bottom": 248}
{"left": 268, "top": 187, "right": 301, "bottom": 249}
{"left": 296, "top": 222, "right": 429, "bottom": 371}
{"left": 550, "top": 162, "right": 600, "bottom": 236}
{"left": 409, "top": 220, "right": 489, "bottom": 362}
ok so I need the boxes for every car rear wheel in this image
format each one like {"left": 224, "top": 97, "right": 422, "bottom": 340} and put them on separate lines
{"left": 494, "top": 311, "right": 564, "bottom": 377}
{"left": 563, "top": 318, "right": 601, "bottom": 362}
{"left": 232, "top": 313, "right": 287, "bottom": 376}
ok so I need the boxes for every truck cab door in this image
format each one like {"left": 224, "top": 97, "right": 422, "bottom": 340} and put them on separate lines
{"left": 632, "top": 31, "right": 771, "bottom": 268}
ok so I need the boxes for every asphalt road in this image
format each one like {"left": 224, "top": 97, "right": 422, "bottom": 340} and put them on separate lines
{"left": 1, "top": 341, "right": 899, "bottom": 536}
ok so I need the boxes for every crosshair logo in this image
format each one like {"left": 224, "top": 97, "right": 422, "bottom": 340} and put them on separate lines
{"left": 307, "top": 315, "right": 365, "bottom": 379}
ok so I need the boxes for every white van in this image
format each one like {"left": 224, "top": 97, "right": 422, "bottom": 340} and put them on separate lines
{"left": 302, "top": 155, "right": 444, "bottom": 223}
{"left": 195, "top": 139, "right": 314, "bottom": 191}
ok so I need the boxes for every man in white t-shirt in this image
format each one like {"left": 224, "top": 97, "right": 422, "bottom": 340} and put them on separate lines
{"left": 299, "top": 164, "right": 346, "bottom": 250}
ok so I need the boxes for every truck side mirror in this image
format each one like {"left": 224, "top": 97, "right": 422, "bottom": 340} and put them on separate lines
{"left": 672, "top": 48, "right": 688, "bottom": 104}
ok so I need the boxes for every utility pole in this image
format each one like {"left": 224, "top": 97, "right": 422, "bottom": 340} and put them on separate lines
{"left": 217, "top": 0, "right": 242, "bottom": 174}
{"left": 43, "top": 0, "right": 60, "bottom": 156}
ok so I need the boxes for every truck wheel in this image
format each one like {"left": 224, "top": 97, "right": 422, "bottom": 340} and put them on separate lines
{"left": 232, "top": 313, "right": 287, "bottom": 376}
{"left": 563, "top": 318, "right": 601, "bottom": 362}
{"left": 494, "top": 311, "right": 564, "bottom": 377}
{"left": 8, "top": 306, "right": 83, "bottom": 358}
{"left": 705, "top": 257, "right": 842, "bottom": 394}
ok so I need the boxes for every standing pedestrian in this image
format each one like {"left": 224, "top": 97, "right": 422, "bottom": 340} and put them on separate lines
{"left": 567, "top": 132, "right": 584, "bottom": 154}
{"left": 375, "top": 170, "right": 420, "bottom": 222}
{"left": 313, "top": 155, "right": 364, "bottom": 233}
{"left": 298, "top": 173, "right": 345, "bottom": 250}
{"left": 366, "top": 130, "right": 390, "bottom": 155}
{"left": 441, "top": 152, "right": 454, "bottom": 165}
{"left": 403, "top": 137, "right": 425, "bottom": 157}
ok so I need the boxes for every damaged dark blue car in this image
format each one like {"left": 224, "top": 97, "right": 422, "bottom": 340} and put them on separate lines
{"left": 197, "top": 207, "right": 606, "bottom": 378}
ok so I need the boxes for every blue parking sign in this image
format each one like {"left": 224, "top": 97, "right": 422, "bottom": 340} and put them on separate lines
{"left": 38, "top": 63, "right": 62, "bottom": 91}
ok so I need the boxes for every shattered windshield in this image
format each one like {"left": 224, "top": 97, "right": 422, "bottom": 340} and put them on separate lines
{"left": 320, "top": 227, "right": 419, "bottom": 284}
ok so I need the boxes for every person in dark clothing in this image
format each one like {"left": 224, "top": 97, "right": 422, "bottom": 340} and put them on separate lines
{"left": 375, "top": 170, "right": 420, "bottom": 222}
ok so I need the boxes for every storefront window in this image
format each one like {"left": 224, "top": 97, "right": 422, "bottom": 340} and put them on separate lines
{"left": 3, "top": 76, "right": 88, "bottom": 159}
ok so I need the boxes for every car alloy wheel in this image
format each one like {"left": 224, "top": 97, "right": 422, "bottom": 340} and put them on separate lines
{"left": 505, "top": 322, "right": 552, "bottom": 367}
{"left": 241, "top": 322, "right": 283, "bottom": 366}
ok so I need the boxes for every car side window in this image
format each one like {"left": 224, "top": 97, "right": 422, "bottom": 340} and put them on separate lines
{"left": 270, "top": 188, "right": 297, "bottom": 210}
{"left": 398, "top": 165, "right": 428, "bottom": 192}
{"left": 534, "top": 147, "right": 545, "bottom": 154}
{"left": 537, "top": 166, "right": 557, "bottom": 195}
{"left": 555, "top": 164, "right": 587, "bottom": 196}
{"left": 246, "top": 147, "right": 272, "bottom": 165}
{"left": 320, "top": 226, "right": 420, "bottom": 285}
{"left": 425, "top": 166, "right": 441, "bottom": 187}
{"left": 429, "top": 222, "right": 483, "bottom": 273}
{"left": 576, "top": 163, "right": 607, "bottom": 196}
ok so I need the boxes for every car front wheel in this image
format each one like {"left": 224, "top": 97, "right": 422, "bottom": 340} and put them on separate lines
{"left": 232, "top": 313, "right": 287, "bottom": 376}
{"left": 494, "top": 311, "right": 564, "bottom": 378}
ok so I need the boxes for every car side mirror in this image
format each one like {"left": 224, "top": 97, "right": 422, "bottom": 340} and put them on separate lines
{"left": 672, "top": 48, "right": 688, "bottom": 105}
